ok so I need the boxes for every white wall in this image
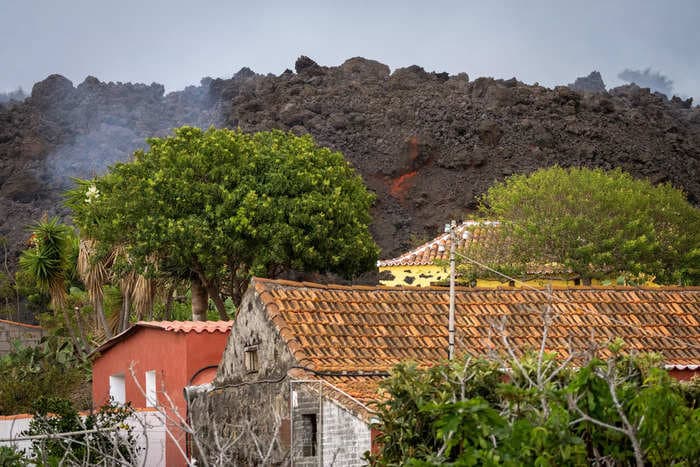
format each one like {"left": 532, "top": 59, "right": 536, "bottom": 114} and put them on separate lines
{"left": 0, "top": 415, "right": 31, "bottom": 454}
{"left": 0, "top": 410, "right": 167, "bottom": 467}
{"left": 321, "top": 400, "right": 371, "bottom": 467}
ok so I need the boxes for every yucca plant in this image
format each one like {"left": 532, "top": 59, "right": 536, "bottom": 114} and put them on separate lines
{"left": 19, "top": 217, "right": 88, "bottom": 357}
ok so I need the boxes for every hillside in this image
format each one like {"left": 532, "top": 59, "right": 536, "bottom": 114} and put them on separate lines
{"left": 1, "top": 56, "right": 698, "bottom": 268}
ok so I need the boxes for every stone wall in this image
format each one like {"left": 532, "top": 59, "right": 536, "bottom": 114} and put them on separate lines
{"left": 0, "top": 319, "right": 42, "bottom": 356}
{"left": 188, "top": 284, "right": 373, "bottom": 466}
{"left": 188, "top": 285, "right": 296, "bottom": 465}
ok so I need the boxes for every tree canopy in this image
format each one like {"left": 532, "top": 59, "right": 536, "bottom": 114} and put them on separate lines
{"left": 67, "top": 127, "right": 378, "bottom": 318}
{"left": 479, "top": 166, "right": 700, "bottom": 285}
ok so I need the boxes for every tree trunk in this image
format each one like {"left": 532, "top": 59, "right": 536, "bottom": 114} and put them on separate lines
{"left": 205, "top": 283, "right": 229, "bottom": 321}
{"left": 164, "top": 285, "right": 176, "bottom": 320}
{"left": 73, "top": 306, "right": 92, "bottom": 354}
{"left": 61, "top": 308, "right": 85, "bottom": 360}
{"left": 95, "top": 298, "right": 112, "bottom": 340}
{"left": 191, "top": 276, "right": 208, "bottom": 321}
{"left": 121, "top": 292, "right": 131, "bottom": 332}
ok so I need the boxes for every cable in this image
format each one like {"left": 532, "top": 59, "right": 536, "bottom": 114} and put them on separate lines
{"left": 452, "top": 249, "right": 700, "bottom": 352}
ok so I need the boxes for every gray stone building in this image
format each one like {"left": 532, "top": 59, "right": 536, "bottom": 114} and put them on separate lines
{"left": 0, "top": 318, "right": 43, "bottom": 356}
{"left": 188, "top": 278, "right": 700, "bottom": 466}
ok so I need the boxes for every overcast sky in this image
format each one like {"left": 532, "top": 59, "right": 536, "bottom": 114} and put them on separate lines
{"left": 2, "top": 0, "right": 699, "bottom": 101}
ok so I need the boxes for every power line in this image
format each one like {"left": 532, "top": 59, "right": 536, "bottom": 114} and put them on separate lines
{"left": 452, "top": 249, "right": 700, "bottom": 352}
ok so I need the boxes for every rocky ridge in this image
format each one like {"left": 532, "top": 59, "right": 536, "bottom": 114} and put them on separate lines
{"left": 1, "top": 57, "right": 698, "bottom": 270}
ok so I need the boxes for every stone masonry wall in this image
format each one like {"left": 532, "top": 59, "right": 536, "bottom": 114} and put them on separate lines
{"left": 321, "top": 399, "right": 371, "bottom": 466}
{"left": 189, "top": 285, "right": 296, "bottom": 465}
{"left": 0, "top": 320, "right": 42, "bottom": 356}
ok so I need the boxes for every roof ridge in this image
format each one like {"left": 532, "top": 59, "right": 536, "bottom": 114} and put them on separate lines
{"left": 0, "top": 318, "right": 43, "bottom": 329}
{"left": 250, "top": 277, "right": 700, "bottom": 293}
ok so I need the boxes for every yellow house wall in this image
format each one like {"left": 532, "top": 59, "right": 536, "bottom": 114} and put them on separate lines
{"left": 379, "top": 265, "right": 604, "bottom": 288}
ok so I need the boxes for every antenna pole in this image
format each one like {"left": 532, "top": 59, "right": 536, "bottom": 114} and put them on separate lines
{"left": 448, "top": 219, "right": 456, "bottom": 360}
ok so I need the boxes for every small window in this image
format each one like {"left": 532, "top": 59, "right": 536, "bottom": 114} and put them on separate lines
{"left": 244, "top": 345, "right": 259, "bottom": 373}
{"left": 145, "top": 370, "right": 157, "bottom": 407}
{"left": 300, "top": 413, "right": 317, "bottom": 457}
{"left": 109, "top": 373, "right": 126, "bottom": 404}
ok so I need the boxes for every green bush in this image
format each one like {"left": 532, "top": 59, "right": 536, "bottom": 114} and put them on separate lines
{"left": 0, "top": 337, "right": 89, "bottom": 415}
{"left": 0, "top": 445, "right": 27, "bottom": 467}
{"left": 369, "top": 353, "right": 700, "bottom": 466}
{"left": 23, "top": 397, "right": 140, "bottom": 466}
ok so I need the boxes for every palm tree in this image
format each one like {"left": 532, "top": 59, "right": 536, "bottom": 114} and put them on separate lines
{"left": 19, "top": 217, "right": 88, "bottom": 357}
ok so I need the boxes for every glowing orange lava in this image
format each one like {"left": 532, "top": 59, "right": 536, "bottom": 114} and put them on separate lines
{"left": 390, "top": 170, "right": 418, "bottom": 199}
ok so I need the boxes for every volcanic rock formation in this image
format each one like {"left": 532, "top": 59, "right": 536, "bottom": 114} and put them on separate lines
{"left": 1, "top": 57, "right": 699, "bottom": 271}
{"left": 568, "top": 71, "right": 607, "bottom": 93}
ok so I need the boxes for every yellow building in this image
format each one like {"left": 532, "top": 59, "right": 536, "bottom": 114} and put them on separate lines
{"left": 378, "top": 220, "right": 600, "bottom": 288}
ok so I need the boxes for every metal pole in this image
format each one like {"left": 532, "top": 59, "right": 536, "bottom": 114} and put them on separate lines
{"left": 290, "top": 382, "right": 294, "bottom": 467}
{"left": 318, "top": 381, "right": 323, "bottom": 467}
{"left": 448, "top": 219, "right": 456, "bottom": 360}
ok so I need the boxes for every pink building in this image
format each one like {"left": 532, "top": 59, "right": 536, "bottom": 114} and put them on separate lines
{"left": 91, "top": 321, "right": 232, "bottom": 467}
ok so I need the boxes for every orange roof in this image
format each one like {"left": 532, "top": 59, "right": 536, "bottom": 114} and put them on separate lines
{"left": 136, "top": 320, "right": 233, "bottom": 334}
{"left": 378, "top": 220, "right": 499, "bottom": 267}
{"left": 251, "top": 278, "right": 700, "bottom": 410}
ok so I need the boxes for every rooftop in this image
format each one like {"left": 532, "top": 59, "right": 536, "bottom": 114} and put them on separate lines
{"left": 377, "top": 220, "right": 499, "bottom": 267}
{"left": 135, "top": 320, "right": 233, "bottom": 334}
{"left": 251, "top": 278, "right": 700, "bottom": 409}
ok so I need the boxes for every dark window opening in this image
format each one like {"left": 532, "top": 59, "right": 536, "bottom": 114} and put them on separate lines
{"left": 301, "top": 413, "right": 317, "bottom": 457}
{"left": 244, "top": 345, "right": 259, "bottom": 373}
{"left": 574, "top": 278, "right": 581, "bottom": 286}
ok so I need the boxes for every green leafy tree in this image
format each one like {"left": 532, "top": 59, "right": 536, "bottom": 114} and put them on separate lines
{"left": 479, "top": 166, "right": 700, "bottom": 284}
{"left": 67, "top": 127, "right": 379, "bottom": 319}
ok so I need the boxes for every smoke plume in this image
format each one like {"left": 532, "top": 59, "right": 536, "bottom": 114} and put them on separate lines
{"left": 618, "top": 68, "right": 674, "bottom": 97}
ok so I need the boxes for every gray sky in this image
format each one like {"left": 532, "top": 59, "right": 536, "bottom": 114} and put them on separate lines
{"left": 2, "top": 0, "right": 699, "bottom": 101}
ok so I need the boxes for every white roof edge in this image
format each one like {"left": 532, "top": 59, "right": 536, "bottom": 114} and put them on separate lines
{"left": 377, "top": 219, "right": 499, "bottom": 267}
{"left": 664, "top": 364, "right": 700, "bottom": 370}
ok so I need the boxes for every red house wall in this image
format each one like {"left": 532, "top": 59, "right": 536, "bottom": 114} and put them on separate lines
{"left": 92, "top": 327, "right": 229, "bottom": 467}
{"left": 668, "top": 369, "right": 700, "bottom": 381}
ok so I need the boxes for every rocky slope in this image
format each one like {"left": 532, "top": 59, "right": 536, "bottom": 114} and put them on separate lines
{"left": 1, "top": 57, "right": 699, "bottom": 269}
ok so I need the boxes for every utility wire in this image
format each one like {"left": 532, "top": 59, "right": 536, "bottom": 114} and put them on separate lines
{"left": 452, "top": 249, "right": 700, "bottom": 352}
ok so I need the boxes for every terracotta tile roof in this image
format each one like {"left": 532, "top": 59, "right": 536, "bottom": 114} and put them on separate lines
{"left": 136, "top": 320, "right": 233, "bottom": 334}
{"left": 252, "top": 278, "right": 700, "bottom": 412}
{"left": 377, "top": 220, "right": 500, "bottom": 267}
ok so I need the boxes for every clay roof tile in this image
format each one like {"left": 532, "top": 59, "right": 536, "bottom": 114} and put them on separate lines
{"left": 253, "top": 278, "right": 700, "bottom": 408}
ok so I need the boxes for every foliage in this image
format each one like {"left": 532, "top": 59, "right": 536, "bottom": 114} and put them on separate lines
{"left": 369, "top": 353, "right": 700, "bottom": 466}
{"left": 0, "top": 445, "right": 26, "bottom": 467}
{"left": 18, "top": 218, "right": 78, "bottom": 310}
{"left": 67, "top": 127, "right": 379, "bottom": 316}
{"left": 0, "top": 336, "right": 89, "bottom": 415}
{"left": 479, "top": 166, "right": 700, "bottom": 284}
{"left": 23, "top": 397, "right": 140, "bottom": 466}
